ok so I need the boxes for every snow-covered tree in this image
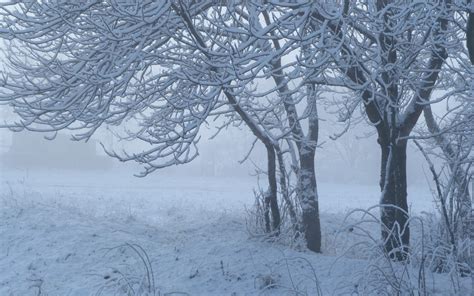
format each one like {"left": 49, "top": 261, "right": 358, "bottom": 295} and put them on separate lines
{"left": 1, "top": 1, "right": 471, "bottom": 259}
{"left": 302, "top": 0, "right": 471, "bottom": 259}
{"left": 0, "top": 1, "right": 326, "bottom": 252}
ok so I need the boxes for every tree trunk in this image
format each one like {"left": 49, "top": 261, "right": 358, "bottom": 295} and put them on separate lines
{"left": 298, "top": 149, "right": 321, "bottom": 253}
{"left": 265, "top": 144, "right": 281, "bottom": 233}
{"left": 467, "top": 12, "right": 474, "bottom": 64}
{"left": 275, "top": 145, "right": 298, "bottom": 230}
{"left": 379, "top": 138, "right": 410, "bottom": 260}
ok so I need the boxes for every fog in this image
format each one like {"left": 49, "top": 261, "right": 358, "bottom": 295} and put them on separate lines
{"left": 0, "top": 102, "right": 432, "bottom": 187}
{"left": 1, "top": 2, "right": 472, "bottom": 295}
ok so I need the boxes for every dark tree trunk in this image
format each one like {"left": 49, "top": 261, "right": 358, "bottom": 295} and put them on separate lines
{"left": 298, "top": 149, "right": 321, "bottom": 253}
{"left": 265, "top": 144, "right": 281, "bottom": 233}
{"left": 379, "top": 138, "right": 410, "bottom": 260}
{"left": 467, "top": 12, "right": 474, "bottom": 64}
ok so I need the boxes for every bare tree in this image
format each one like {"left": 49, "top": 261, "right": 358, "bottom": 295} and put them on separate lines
{"left": 0, "top": 1, "right": 326, "bottom": 251}
{"left": 1, "top": 1, "right": 471, "bottom": 260}
{"left": 423, "top": 103, "right": 473, "bottom": 240}
{"left": 302, "top": 0, "right": 469, "bottom": 260}
{"left": 415, "top": 80, "right": 473, "bottom": 273}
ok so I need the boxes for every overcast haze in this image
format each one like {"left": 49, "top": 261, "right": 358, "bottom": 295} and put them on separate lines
{"left": 0, "top": 2, "right": 471, "bottom": 295}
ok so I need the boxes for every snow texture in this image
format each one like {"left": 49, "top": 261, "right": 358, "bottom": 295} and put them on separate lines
{"left": 1, "top": 169, "right": 469, "bottom": 295}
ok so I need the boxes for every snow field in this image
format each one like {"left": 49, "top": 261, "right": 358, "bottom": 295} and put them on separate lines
{"left": 0, "top": 169, "right": 470, "bottom": 295}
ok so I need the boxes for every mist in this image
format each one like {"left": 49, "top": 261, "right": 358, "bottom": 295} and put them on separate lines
{"left": 0, "top": 2, "right": 472, "bottom": 296}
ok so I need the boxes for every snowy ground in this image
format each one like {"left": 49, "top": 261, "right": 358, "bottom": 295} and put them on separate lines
{"left": 0, "top": 168, "right": 471, "bottom": 295}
